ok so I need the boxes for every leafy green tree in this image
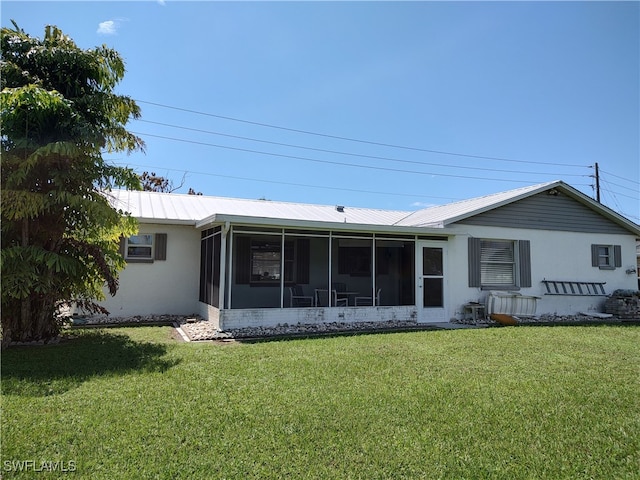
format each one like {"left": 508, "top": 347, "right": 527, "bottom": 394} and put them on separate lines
{"left": 1, "top": 22, "right": 143, "bottom": 344}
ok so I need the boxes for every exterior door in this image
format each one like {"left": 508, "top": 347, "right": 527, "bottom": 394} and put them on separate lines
{"left": 416, "top": 241, "right": 447, "bottom": 322}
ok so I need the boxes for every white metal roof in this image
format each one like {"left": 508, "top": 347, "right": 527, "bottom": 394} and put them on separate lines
{"left": 104, "top": 181, "right": 640, "bottom": 235}
{"left": 104, "top": 189, "right": 411, "bottom": 227}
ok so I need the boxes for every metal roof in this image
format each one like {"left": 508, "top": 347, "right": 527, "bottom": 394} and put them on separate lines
{"left": 104, "top": 181, "right": 640, "bottom": 235}
{"left": 104, "top": 190, "right": 411, "bottom": 227}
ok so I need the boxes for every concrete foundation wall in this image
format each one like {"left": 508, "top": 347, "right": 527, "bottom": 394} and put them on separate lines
{"left": 217, "top": 306, "right": 419, "bottom": 331}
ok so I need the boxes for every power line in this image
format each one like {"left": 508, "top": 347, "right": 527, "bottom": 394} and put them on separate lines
{"left": 598, "top": 177, "right": 640, "bottom": 194}
{"left": 599, "top": 168, "right": 640, "bottom": 186}
{"left": 135, "top": 99, "right": 589, "bottom": 168}
{"left": 131, "top": 130, "right": 580, "bottom": 185}
{"left": 137, "top": 119, "right": 588, "bottom": 178}
{"left": 110, "top": 161, "right": 465, "bottom": 202}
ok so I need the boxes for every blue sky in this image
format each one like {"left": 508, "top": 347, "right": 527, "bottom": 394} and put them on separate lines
{"left": 3, "top": 1, "right": 639, "bottom": 222}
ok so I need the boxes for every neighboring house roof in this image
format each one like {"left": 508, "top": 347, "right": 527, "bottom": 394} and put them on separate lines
{"left": 105, "top": 180, "right": 640, "bottom": 235}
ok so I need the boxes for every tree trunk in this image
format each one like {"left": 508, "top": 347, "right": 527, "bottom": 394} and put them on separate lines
{"left": 0, "top": 220, "right": 62, "bottom": 345}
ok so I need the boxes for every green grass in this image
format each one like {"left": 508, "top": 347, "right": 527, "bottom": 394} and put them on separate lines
{"left": 2, "top": 326, "right": 639, "bottom": 479}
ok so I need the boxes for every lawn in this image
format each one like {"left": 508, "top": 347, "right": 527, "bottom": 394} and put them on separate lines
{"left": 2, "top": 325, "right": 639, "bottom": 479}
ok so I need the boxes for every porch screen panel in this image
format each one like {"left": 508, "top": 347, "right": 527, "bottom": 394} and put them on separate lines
{"left": 212, "top": 234, "right": 221, "bottom": 307}
{"left": 284, "top": 235, "right": 328, "bottom": 308}
{"left": 231, "top": 234, "right": 282, "bottom": 308}
{"left": 199, "top": 237, "right": 207, "bottom": 303}
{"left": 199, "top": 232, "right": 219, "bottom": 307}
{"left": 375, "top": 240, "right": 415, "bottom": 306}
{"left": 333, "top": 237, "right": 373, "bottom": 307}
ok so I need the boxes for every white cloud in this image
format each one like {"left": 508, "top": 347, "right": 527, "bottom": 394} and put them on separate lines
{"left": 97, "top": 20, "right": 117, "bottom": 35}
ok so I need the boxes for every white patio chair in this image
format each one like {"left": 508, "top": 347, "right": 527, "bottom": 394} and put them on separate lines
{"left": 315, "top": 289, "right": 347, "bottom": 307}
{"left": 355, "top": 288, "right": 381, "bottom": 306}
{"left": 289, "top": 285, "right": 314, "bottom": 307}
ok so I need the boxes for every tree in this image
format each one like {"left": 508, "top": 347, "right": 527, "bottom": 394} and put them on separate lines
{"left": 139, "top": 171, "right": 183, "bottom": 193}
{"left": 138, "top": 171, "right": 202, "bottom": 195}
{"left": 1, "top": 22, "right": 144, "bottom": 344}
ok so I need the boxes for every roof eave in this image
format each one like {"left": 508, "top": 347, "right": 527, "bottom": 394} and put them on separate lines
{"left": 196, "top": 214, "right": 451, "bottom": 236}
{"left": 137, "top": 217, "right": 198, "bottom": 226}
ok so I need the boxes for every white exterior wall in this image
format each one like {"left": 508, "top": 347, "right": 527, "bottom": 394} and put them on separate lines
{"left": 99, "top": 220, "right": 637, "bottom": 325}
{"left": 99, "top": 223, "right": 201, "bottom": 317}
{"left": 445, "top": 225, "right": 639, "bottom": 318}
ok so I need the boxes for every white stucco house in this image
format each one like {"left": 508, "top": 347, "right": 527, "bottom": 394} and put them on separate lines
{"left": 99, "top": 180, "right": 640, "bottom": 330}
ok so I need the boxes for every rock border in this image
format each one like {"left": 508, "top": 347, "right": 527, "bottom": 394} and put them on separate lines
{"left": 64, "top": 311, "right": 636, "bottom": 343}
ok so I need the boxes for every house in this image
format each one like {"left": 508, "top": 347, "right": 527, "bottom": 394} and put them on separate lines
{"left": 100, "top": 180, "right": 640, "bottom": 330}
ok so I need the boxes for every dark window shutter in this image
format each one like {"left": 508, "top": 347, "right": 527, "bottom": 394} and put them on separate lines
{"left": 154, "top": 233, "right": 167, "bottom": 260}
{"left": 235, "top": 236, "right": 251, "bottom": 284}
{"left": 613, "top": 245, "right": 622, "bottom": 268}
{"left": 591, "top": 244, "right": 599, "bottom": 267}
{"left": 119, "top": 237, "right": 126, "bottom": 257}
{"left": 296, "top": 239, "right": 310, "bottom": 284}
{"left": 518, "top": 240, "right": 531, "bottom": 288}
{"left": 468, "top": 237, "right": 481, "bottom": 287}
{"left": 376, "top": 247, "right": 389, "bottom": 275}
{"left": 338, "top": 246, "right": 348, "bottom": 274}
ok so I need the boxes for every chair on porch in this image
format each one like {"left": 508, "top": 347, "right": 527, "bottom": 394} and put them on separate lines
{"left": 355, "top": 288, "right": 381, "bottom": 306}
{"left": 289, "top": 285, "right": 314, "bottom": 307}
{"left": 315, "top": 289, "right": 348, "bottom": 307}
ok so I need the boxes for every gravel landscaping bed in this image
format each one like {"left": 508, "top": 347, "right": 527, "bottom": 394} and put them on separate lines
{"left": 64, "top": 311, "right": 633, "bottom": 343}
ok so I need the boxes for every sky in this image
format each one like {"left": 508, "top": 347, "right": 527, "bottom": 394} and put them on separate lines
{"left": 2, "top": 1, "right": 639, "bottom": 222}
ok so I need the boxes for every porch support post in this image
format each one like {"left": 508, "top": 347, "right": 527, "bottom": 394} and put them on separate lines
{"left": 218, "top": 222, "right": 230, "bottom": 310}
{"left": 280, "top": 229, "right": 285, "bottom": 308}
{"left": 372, "top": 236, "right": 376, "bottom": 306}
{"left": 328, "top": 232, "right": 333, "bottom": 305}
{"left": 225, "top": 224, "right": 233, "bottom": 310}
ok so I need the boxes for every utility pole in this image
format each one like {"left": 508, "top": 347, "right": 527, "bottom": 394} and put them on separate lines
{"left": 594, "top": 162, "right": 600, "bottom": 203}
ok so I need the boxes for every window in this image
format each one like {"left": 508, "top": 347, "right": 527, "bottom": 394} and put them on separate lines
{"left": 591, "top": 244, "right": 622, "bottom": 270}
{"left": 122, "top": 233, "right": 167, "bottom": 263}
{"left": 468, "top": 238, "right": 531, "bottom": 289}
{"left": 251, "top": 239, "right": 282, "bottom": 282}
{"left": 235, "top": 235, "right": 304, "bottom": 286}
{"left": 481, "top": 240, "right": 515, "bottom": 286}
{"left": 126, "top": 234, "right": 153, "bottom": 260}
{"left": 597, "top": 246, "right": 612, "bottom": 268}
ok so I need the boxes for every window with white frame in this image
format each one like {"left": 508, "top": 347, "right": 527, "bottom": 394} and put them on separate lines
{"left": 126, "top": 234, "right": 154, "bottom": 260}
{"left": 591, "top": 244, "right": 621, "bottom": 270}
{"left": 480, "top": 239, "right": 516, "bottom": 286}
{"left": 596, "top": 245, "right": 612, "bottom": 268}
{"left": 468, "top": 237, "right": 531, "bottom": 289}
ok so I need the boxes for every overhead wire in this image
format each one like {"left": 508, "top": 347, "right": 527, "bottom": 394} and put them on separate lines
{"left": 130, "top": 130, "right": 588, "bottom": 186}
{"left": 135, "top": 99, "right": 589, "bottom": 168}
{"left": 136, "top": 119, "right": 588, "bottom": 178}
{"left": 125, "top": 99, "right": 634, "bottom": 217}
{"left": 109, "top": 161, "right": 465, "bottom": 202}
{"left": 598, "top": 168, "right": 640, "bottom": 186}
